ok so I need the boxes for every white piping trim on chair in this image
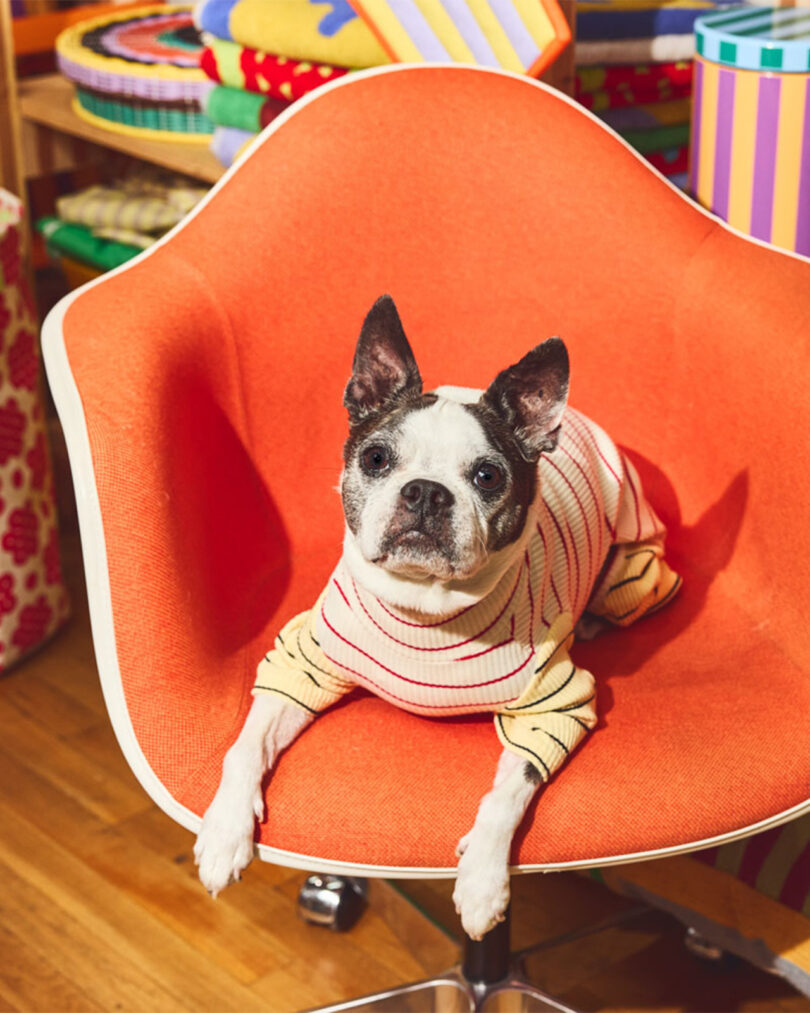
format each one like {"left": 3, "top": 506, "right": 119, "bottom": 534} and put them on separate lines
{"left": 42, "top": 64, "right": 810, "bottom": 881}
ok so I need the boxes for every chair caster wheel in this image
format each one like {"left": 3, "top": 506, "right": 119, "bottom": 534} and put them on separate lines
{"left": 298, "top": 875, "right": 367, "bottom": 931}
{"left": 684, "top": 927, "right": 725, "bottom": 962}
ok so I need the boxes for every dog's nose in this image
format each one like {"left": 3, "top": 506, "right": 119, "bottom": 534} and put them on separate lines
{"left": 400, "top": 479, "right": 454, "bottom": 514}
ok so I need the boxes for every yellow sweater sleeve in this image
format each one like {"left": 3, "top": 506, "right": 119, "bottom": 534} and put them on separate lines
{"left": 253, "top": 593, "right": 355, "bottom": 714}
{"left": 495, "top": 614, "right": 598, "bottom": 781}
{"left": 587, "top": 538, "right": 682, "bottom": 628}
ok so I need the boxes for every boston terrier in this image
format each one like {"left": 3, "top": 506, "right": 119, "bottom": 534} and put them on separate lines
{"left": 194, "top": 295, "right": 680, "bottom": 940}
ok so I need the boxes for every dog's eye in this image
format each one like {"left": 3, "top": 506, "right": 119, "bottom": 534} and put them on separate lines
{"left": 361, "top": 445, "right": 390, "bottom": 473}
{"left": 473, "top": 463, "right": 504, "bottom": 492}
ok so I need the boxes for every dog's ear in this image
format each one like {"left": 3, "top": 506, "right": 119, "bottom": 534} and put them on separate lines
{"left": 481, "top": 337, "right": 569, "bottom": 461}
{"left": 344, "top": 295, "right": 422, "bottom": 424}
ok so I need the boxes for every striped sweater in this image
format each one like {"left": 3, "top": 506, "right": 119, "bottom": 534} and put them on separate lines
{"left": 254, "top": 408, "right": 681, "bottom": 780}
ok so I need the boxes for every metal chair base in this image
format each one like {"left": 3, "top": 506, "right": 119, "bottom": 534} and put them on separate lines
{"left": 304, "top": 908, "right": 581, "bottom": 1013}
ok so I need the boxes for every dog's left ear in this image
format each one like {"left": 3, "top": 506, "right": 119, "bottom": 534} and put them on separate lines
{"left": 344, "top": 295, "right": 422, "bottom": 424}
{"left": 481, "top": 337, "right": 570, "bottom": 462}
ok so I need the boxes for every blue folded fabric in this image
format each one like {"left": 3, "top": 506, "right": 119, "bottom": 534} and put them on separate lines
{"left": 195, "top": 0, "right": 238, "bottom": 42}
{"left": 576, "top": 3, "right": 733, "bottom": 41}
{"left": 210, "top": 125, "right": 255, "bottom": 168}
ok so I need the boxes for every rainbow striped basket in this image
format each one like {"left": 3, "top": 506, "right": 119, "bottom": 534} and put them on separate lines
{"left": 691, "top": 5, "right": 810, "bottom": 257}
{"left": 56, "top": 5, "right": 213, "bottom": 142}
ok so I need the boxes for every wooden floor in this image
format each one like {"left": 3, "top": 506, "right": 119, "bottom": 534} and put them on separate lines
{"left": 0, "top": 371, "right": 808, "bottom": 1013}
{"left": 0, "top": 508, "right": 807, "bottom": 1013}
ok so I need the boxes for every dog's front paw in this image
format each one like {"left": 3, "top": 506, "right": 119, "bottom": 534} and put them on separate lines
{"left": 452, "top": 840, "right": 510, "bottom": 941}
{"left": 193, "top": 787, "right": 261, "bottom": 896}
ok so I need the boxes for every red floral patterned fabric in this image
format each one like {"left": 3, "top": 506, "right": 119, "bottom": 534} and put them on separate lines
{"left": 0, "top": 191, "right": 69, "bottom": 669}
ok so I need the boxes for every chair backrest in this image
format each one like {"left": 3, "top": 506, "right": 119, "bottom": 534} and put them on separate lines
{"left": 47, "top": 66, "right": 810, "bottom": 802}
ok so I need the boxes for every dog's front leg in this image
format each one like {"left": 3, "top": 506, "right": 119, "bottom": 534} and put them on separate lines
{"left": 453, "top": 749, "right": 542, "bottom": 940}
{"left": 194, "top": 694, "right": 312, "bottom": 895}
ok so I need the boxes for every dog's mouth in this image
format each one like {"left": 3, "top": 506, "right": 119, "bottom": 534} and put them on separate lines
{"left": 373, "top": 523, "right": 462, "bottom": 579}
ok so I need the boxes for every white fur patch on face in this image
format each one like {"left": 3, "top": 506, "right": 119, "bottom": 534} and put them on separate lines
{"left": 351, "top": 396, "right": 498, "bottom": 579}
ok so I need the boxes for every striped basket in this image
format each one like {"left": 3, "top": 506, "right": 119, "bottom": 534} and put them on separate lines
{"left": 56, "top": 5, "right": 213, "bottom": 141}
{"left": 690, "top": 6, "right": 810, "bottom": 257}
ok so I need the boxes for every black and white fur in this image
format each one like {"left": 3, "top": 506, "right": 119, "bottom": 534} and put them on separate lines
{"left": 195, "top": 295, "right": 576, "bottom": 940}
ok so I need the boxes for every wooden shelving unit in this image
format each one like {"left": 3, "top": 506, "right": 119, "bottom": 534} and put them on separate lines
{"left": 18, "top": 74, "right": 224, "bottom": 185}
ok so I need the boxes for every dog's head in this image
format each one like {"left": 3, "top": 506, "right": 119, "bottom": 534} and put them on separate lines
{"left": 339, "top": 295, "right": 569, "bottom": 603}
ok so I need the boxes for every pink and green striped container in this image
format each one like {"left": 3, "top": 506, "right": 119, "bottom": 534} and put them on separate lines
{"left": 690, "top": 5, "right": 810, "bottom": 256}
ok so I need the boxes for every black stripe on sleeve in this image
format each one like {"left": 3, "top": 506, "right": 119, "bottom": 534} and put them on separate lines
{"left": 529, "top": 727, "right": 570, "bottom": 755}
{"left": 555, "top": 694, "right": 596, "bottom": 713}
{"left": 505, "top": 663, "right": 578, "bottom": 714}
{"left": 252, "top": 687, "right": 318, "bottom": 714}
{"left": 275, "top": 631, "right": 298, "bottom": 662}
{"left": 496, "top": 715, "right": 550, "bottom": 781}
{"left": 608, "top": 550, "right": 657, "bottom": 592}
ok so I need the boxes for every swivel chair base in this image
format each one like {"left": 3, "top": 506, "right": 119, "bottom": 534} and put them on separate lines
{"left": 306, "top": 908, "right": 583, "bottom": 1013}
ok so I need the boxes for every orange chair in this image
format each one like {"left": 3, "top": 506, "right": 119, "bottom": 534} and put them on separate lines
{"left": 43, "top": 66, "right": 810, "bottom": 1010}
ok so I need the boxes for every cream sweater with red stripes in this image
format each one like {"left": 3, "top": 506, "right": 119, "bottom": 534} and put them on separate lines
{"left": 254, "top": 408, "right": 681, "bottom": 780}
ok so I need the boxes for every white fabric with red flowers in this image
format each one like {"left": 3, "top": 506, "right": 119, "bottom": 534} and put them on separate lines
{"left": 0, "top": 189, "right": 69, "bottom": 669}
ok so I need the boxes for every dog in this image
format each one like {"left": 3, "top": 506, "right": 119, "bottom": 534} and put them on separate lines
{"left": 194, "top": 294, "right": 680, "bottom": 940}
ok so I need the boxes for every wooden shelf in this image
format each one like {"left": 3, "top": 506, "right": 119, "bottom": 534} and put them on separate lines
{"left": 18, "top": 74, "right": 224, "bottom": 185}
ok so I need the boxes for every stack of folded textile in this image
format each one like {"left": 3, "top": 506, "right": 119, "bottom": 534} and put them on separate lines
{"left": 575, "top": 0, "right": 740, "bottom": 189}
{"left": 196, "top": 0, "right": 388, "bottom": 167}
{"left": 35, "top": 169, "right": 209, "bottom": 275}
{"left": 197, "top": 0, "right": 573, "bottom": 167}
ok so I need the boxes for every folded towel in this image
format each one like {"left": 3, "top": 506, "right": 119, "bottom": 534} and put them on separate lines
{"left": 646, "top": 144, "right": 689, "bottom": 177}
{"left": 618, "top": 122, "right": 690, "bottom": 154}
{"left": 576, "top": 1, "right": 738, "bottom": 41}
{"left": 576, "top": 34, "right": 695, "bottom": 65}
{"left": 195, "top": 0, "right": 388, "bottom": 68}
{"left": 577, "top": 80, "right": 691, "bottom": 111}
{"left": 576, "top": 59, "right": 693, "bottom": 93}
{"left": 55, "top": 172, "right": 207, "bottom": 234}
{"left": 200, "top": 36, "right": 349, "bottom": 100}
{"left": 36, "top": 217, "right": 142, "bottom": 271}
{"left": 205, "top": 84, "right": 289, "bottom": 132}
{"left": 349, "top": 0, "right": 570, "bottom": 76}
{"left": 596, "top": 96, "right": 691, "bottom": 129}
{"left": 210, "top": 125, "right": 256, "bottom": 168}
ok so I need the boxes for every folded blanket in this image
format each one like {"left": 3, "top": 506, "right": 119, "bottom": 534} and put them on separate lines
{"left": 576, "top": 1, "right": 738, "bottom": 41}
{"left": 205, "top": 84, "right": 289, "bottom": 132}
{"left": 645, "top": 144, "right": 689, "bottom": 177}
{"left": 577, "top": 80, "right": 691, "bottom": 111}
{"left": 36, "top": 217, "right": 142, "bottom": 271}
{"left": 195, "top": 0, "right": 389, "bottom": 68}
{"left": 578, "top": 7, "right": 705, "bottom": 41}
{"left": 596, "top": 96, "right": 690, "bottom": 130}
{"left": 576, "top": 34, "right": 695, "bottom": 65}
{"left": 349, "top": 0, "right": 570, "bottom": 76}
{"left": 576, "top": 60, "right": 693, "bottom": 94}
{"left": 619, "top": 122, "right": 690, "bottom": 154}
{"left": 210, "top": 125, "right": 256, "bottom": 168}
{"left": 200, "top": 36, "right": 349, "bottom": 100}
{"left": 55, "top": 172, "right": 207, "bottom": 234}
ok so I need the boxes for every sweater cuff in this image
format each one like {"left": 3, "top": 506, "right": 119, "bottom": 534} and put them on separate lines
{"left": 253, "top": 598, "right": 355, "bottom": 714}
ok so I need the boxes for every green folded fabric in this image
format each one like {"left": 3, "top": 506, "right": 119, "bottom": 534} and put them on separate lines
{"left": 36, "top": 217, "right": 141, "bottom": 271}
{"left": 618, "top": 123, "right": 691, "bottom": 155}
{"left": 205, "top": 85, "right": 288, "bottom": 133}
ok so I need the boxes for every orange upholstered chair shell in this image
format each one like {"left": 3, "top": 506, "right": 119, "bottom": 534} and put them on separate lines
{"left": 44, "top": 66, "right": 810, "bottom": 879}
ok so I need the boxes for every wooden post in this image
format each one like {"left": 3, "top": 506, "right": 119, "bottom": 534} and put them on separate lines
{"left": 0, "top": 0, "right": 26, "bottom": 200}
{"left": 541, "top": 0, "right": 577, "bottom": 97}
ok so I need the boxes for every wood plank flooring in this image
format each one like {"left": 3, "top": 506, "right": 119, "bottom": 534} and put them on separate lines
{"left": 0, "top": 458, "right": 807, "bottom": 1010}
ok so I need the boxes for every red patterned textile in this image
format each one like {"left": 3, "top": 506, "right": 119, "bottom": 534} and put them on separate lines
{"left": 0, "top": 191, "right": 69, "bottom": 669}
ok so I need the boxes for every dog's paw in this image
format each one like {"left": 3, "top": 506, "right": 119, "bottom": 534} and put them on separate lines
{"left": 193, "top": 788, "right": 261, "bottom": 896}
{"left": 455, "top": 830, "right": 472, "bottom": 858}
{"left": 452, "top": 842, "right": 510, "bottom": 941}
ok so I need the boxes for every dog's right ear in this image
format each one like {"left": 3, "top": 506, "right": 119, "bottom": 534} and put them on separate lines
{"left": 344, "top": 295, "right": 422, "bottom": 424}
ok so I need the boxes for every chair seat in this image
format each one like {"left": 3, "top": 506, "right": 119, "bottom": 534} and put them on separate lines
{"left": 43, "top": 64, "right": 810, "bottom": 880}
{"left": 176, "top": 556, "right": 810, "bottom": 874}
